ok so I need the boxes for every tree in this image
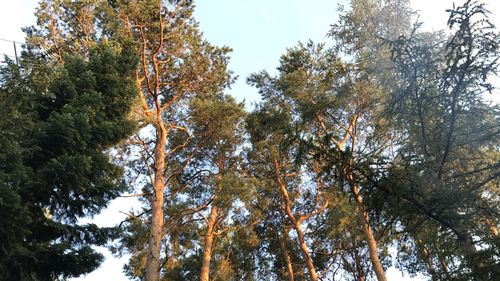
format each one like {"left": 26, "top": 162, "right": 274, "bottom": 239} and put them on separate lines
{"left": 155, "top": 94, "right": 249, "bottom": 281}
{"left": 246, "top": 101, "right": 325, "bottom": 281}
{"left": 373, "top": 0, "right": 500, "bottom": 279}
{"left": 17, "top": 0, "right": 499, "bottom": 280}
{"left": 246, "top": 40, "right": 394, "bottom": 280}
{"left": 109, "top": 1, "right": 232, "bottom": 280}
{"left": 28, "top": 1, "right": 233, "bottom": 280}
{"left": 0, "top": 43, "right": 137, "bottom": 280}
{"left": 186, "top": 95, "right": 248, "bottom": 281}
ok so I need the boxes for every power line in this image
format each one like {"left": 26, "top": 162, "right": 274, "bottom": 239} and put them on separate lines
{"left": 0, "top": 38, "right": 22, "bottom": 65}
{"left": 0, "top": 36, "right": 64, "bottom": 66}
{"left": 0, "top": 38, "right": 24, "bottom": 45}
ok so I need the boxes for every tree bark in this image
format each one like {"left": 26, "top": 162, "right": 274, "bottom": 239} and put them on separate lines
{"left": 350, "top": 178, "right": 387, "bottom": 281}
{"left": 200, "top": 164, "right": 223, "bottom": 281}
{"left": 279, "top": 228, "right": 295, "bottom": 281}
{"left": 145, "top": 123, "right": 167, "bottom": 281}
{"left": 273, "top": 157, "right": 319, "bottom": 281}
{"left": 200, "top": 204, "right": 218, "bottom": 281}
{"left": 483, "top": 218, "right": 499, "bottom": 237}
{"left": 294, "top": 222, "right": 319, "bottom": 281}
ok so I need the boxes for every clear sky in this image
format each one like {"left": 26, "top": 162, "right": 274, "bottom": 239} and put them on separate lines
{"left": 1, "top": 0, "right": 499, "bottom": 280}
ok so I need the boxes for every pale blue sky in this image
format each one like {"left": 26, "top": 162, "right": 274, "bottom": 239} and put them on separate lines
{"left": 194, "top": 0, "right": 342, "bottom": 104}
{"left": 1, "top": 0, "right": 498, "bottom": 280}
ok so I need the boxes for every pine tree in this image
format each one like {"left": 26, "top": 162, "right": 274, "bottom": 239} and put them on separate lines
{"left": 186, "top": 95, "right": 247, "bottom": 281}
{"left": 107, "top": 2, "right": 233, "bottom": 279}
{"left": 27, "top": 1, "right": 233, "bottom": 280}
{"left": 14, "top": 1, "right": 499, "bottom": 280}
{"left": 247, "top": 42, "right": 371, "bottom": 281}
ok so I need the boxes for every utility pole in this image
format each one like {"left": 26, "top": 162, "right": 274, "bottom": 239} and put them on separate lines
{"left": 13, "top": 41, "right": 18, "bottom": 66}
{"left": 0, "top": 38, "right": 22, "bottom": 65}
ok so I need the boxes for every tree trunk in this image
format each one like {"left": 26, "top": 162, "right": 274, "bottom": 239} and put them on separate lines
{"left": 200, "top": 166, "right": 223, "bottom": 281}
{"left": 355, "top": 251, "right": 365, "bottom": 281}
{"left": 273, "top": 157, "right": 319, "bottom": 281}
{"left": 278, "top": 228, "right": 295, "bottom": 281}
{"left": 483, "top": 218, "right": 498, "bottom": 236}
{"left": 200, "top": 204, "right": 218, "bottom": 281}
{"left": 294, "top": 223, "right": 319, "bottom": 281}
{"left": 438, "top": 255, "right": 449, "bottom": 275}
{"left": 145, "top": 124, "right": 167, "bottom": 281}
{"left": 350, "top": 179, "right": 387, "bottom": 281}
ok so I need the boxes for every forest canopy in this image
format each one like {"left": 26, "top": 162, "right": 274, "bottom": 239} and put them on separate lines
{"left": 0, "top": 0, "right": 498, "bottom": 281}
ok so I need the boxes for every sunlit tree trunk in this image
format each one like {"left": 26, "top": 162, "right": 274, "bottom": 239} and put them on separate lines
{"left": 343, "top": 116, "right": 387, "bottom": 281}
{"left": 349, "top": 175, "right": 387, "bottom": 281}
{"left": 145, "top": 121, "right": 167, "bottom": 281}
{"left": 279, "top": 228, "right": 295, "bottom": 281}
{"left": 200, "top": 160, "right": 224, "bottom": 281}
{"left": 200, "top": 203, "right": 218, "bottom": 281}
{"left": 272, "top": 156, "right": 319, "bottom": 281}
{"left": 417, "top": 239, "right": 436, "bottom": 277}
{"left": 483, "top": 219, "right": 498, "bottom": 237}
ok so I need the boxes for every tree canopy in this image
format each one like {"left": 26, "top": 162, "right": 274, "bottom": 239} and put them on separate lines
{"left": 0, "top": 42, "right": 138, "bottom": 280}
{"left": 0, "top": 0, "right": 498, "bottom": 280}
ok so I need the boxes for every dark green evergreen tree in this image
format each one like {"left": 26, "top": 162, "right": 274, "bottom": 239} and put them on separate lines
{"left": 0, "top": 42, "right": 138, "bottom": 280}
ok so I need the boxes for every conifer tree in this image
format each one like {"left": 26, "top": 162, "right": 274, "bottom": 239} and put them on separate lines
{"left": 13, "top": 1, "right": 499, "bottom": 280}
{"left": 27, "top": 1, "right": 233, "bottom": 280}
{"left": 108, "top": 2, "right": 232, "bottom": 279}
{"left": 376, "top": 1, "right": 500, "bottom": 279}
{"left": 248, "top": 42, "right": 375, "bottom": 281}
{"left": 188, "top": 95, "right": 247, "bottom": 281}
{"left": 0, "top": 43, "right": 137, "bottom": 280}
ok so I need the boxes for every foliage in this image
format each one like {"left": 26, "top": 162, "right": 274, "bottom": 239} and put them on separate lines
{"left": 5, "top": 0, "right": 499, "bottom": 280}
{"left": 0, "top": 43, "right": 137, "bottom": 280}
{"left": 372, "top": 0, "right": 500, "bottom": 279}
